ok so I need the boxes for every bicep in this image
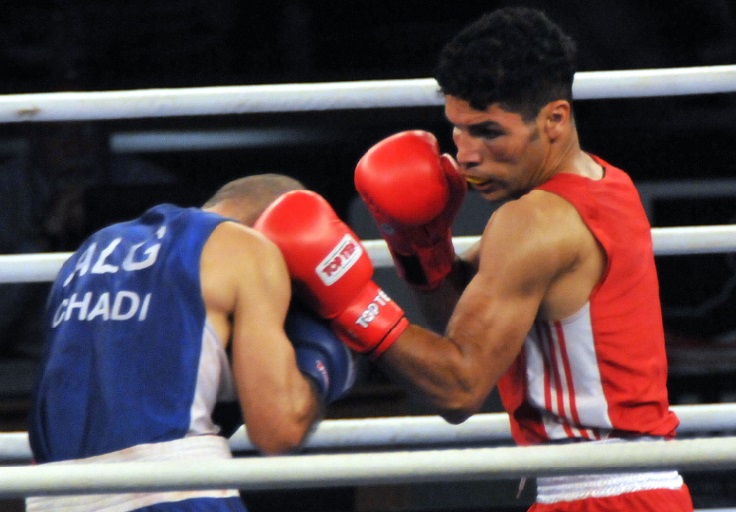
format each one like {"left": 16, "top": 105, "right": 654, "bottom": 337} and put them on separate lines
{"left": 448, "top": 268, "right": 540, "bottom": 372}
{"left": 445, "top": 208, "right": 562, "bottom": 382}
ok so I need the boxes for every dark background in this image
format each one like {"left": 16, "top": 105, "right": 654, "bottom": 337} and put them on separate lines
{"left": 1, "top": 1, "right": 736, "bottom": 206}
{"left": 1, "top": 1, "right": 736, "bottom": 510}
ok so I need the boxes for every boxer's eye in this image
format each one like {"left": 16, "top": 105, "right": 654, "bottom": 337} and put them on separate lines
{"left": 469, "top": 125, "right": 503, "bottom": 140}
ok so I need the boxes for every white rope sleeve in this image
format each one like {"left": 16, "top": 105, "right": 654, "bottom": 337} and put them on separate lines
{"left": 649, "top": 225, "right": 736, "bottom": 256}
{"left": 3, "top": 403, "right": 735, "bottom": 462}
{"left": 1, "top": 436, "right": 733, "bottom": 498}
{"left": 0, "top": 253, "right": 72, "bottom": 283}
{"left": 229, "top": 412, "right": 511, "bottom": 453}
{"left": 1, "top": 225, "right": 736, "bottom": 284}
{"left": 0, "top": 432, "right": 33, "bottom": 461}
{"left": 229, "top": 402, "right": 736, "bottom": 452}
{"left": 0, "top": 65, "right": 734, "bottom": 123}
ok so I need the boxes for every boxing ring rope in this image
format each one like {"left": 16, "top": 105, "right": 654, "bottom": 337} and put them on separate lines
{"left": 1, "top": 436, "right": 735, "bottom": 498}
{"left": 1, "top": 224, "right": 736, "bottom": 283}
{"left": 1, "top": 66, "right": 736, "bottom": 506}
{"left": 2, "top": 403, "right": 735, "bottom": 463}
{"left": 0, "top": 65, "right": 734, "bottom": 123}
{"left": 230, "top": 403, "right": 736, "bottom": 453}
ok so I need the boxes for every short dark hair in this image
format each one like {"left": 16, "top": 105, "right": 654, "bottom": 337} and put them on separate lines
{"left": 434, "top": 7, "right": 577, "bottom": 121}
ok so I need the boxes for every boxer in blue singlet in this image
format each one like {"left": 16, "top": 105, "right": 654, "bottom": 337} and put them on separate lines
{"left": 27, "top": 174, "right": 357, "bottom": 511}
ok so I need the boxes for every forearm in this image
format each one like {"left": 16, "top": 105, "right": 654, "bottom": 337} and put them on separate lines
{"left": 376, "top": 324, "right": 487, "bottom": 424}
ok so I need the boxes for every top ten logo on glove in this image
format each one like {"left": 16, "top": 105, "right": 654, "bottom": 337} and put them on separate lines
{"left": 317, "top": 234, "right": 363, "bottom": 286}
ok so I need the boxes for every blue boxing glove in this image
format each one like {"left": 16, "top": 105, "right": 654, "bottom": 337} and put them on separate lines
{"left": 285, "top": 304, "right": 357, "bottom": 404}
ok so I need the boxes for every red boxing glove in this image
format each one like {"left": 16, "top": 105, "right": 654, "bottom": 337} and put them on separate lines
{"left": 355, "top": 130, "right": 467, "bottom": 290}
{"left": 254, "top": 190, "right": 408, "bottom": 359}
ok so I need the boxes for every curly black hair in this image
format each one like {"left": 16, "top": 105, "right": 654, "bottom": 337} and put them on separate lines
{"left": 434, "top": 7, "right": 577, "bottom": 121}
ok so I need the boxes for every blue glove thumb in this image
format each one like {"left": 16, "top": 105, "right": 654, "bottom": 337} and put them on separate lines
{"left": 285, "top": 304, "right": 357, "bottom": 403}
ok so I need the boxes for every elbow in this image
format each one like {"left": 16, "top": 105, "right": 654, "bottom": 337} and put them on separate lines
{"left": 436, "top": 379, "right": 489, "bottom": 425}
{"left": 247, "top": 396, "right": 320, "bottom": 455}
{"left": 441, "top": 408, "right": 474, "bottom": 425}
{"left": 439, "top": 398, "right": 484, "bottom": 425}
{"left": 250, "top": 421, "right": 314, "bottom": 455}
{"left": 255, "top": 437, "right": 303, "bottom": 456}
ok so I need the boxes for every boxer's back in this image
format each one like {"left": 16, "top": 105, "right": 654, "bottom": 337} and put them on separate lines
{"left": 29, "top": 204, "right": 228, "bottom": 462}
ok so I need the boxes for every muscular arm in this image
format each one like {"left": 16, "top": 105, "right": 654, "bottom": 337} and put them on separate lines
{"left": 378, "top": 192, "right": 593, "bottom": 423}
{"left": 201, "top": 222, "right": 320, "bottom": 454}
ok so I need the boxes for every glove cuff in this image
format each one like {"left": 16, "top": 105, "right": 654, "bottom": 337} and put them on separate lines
{"left": 390, "top": 231, "right": 455, "bottom": 291}
{"left": 331, "top": 281, "right": 408, "bottom": 359}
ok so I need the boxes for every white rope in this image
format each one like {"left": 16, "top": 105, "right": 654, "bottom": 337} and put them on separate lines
{"left": 0, "top": 65, "right": 734, "bottom": 123}
{"left": 229, "top": 411, "right": 512, "bottom": 453}
{"left": 229, "top": 403, "right": 736, "bottom": 453}
{"left": 572, "top": 65, "right": 736, "bottom": 99}
{"left": 649, "top": 225, "right": 736, "bottom": 256}
{"left": 1, "top": 225, "right": 734, "bottom": 283}
{"left": 3, "top": 403, "right": 735, "bottom": 462}
{"left": 1, "top": 436, "right": 734, "bottom": 498}
{"left": 369, "top": 225, "right": 736, "bottom": 268}
{"left": 0, "top": 253, "right": 71, "bottom": 284}
{"left": 0, "top": 432, "right": 33, "bottom": 461}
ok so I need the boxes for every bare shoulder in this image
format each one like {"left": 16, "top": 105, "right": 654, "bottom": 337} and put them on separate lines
{"left": 201, "top": 220, "right": 289, "bottom": 299}
{"left": 479, "top": 190, "right": 591, "bottom": 282}
{"left": 485, "top": 190, "right": 580, "bottom": 243}
{"left": 205, "top": 221, "right": 284, "bottom": 269}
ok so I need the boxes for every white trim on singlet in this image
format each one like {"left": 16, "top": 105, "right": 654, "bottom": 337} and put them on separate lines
{"left": 536, "top": 438, "right": 684, "bottom": 503}
{"left": 189, "top": 321, "right": 237, "bottom": 436}
{"left": 537, "top": 470, "right": 684, "bottom": 503}
{"left": 26, "top": 435, "right": 239, "bottom": 512}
